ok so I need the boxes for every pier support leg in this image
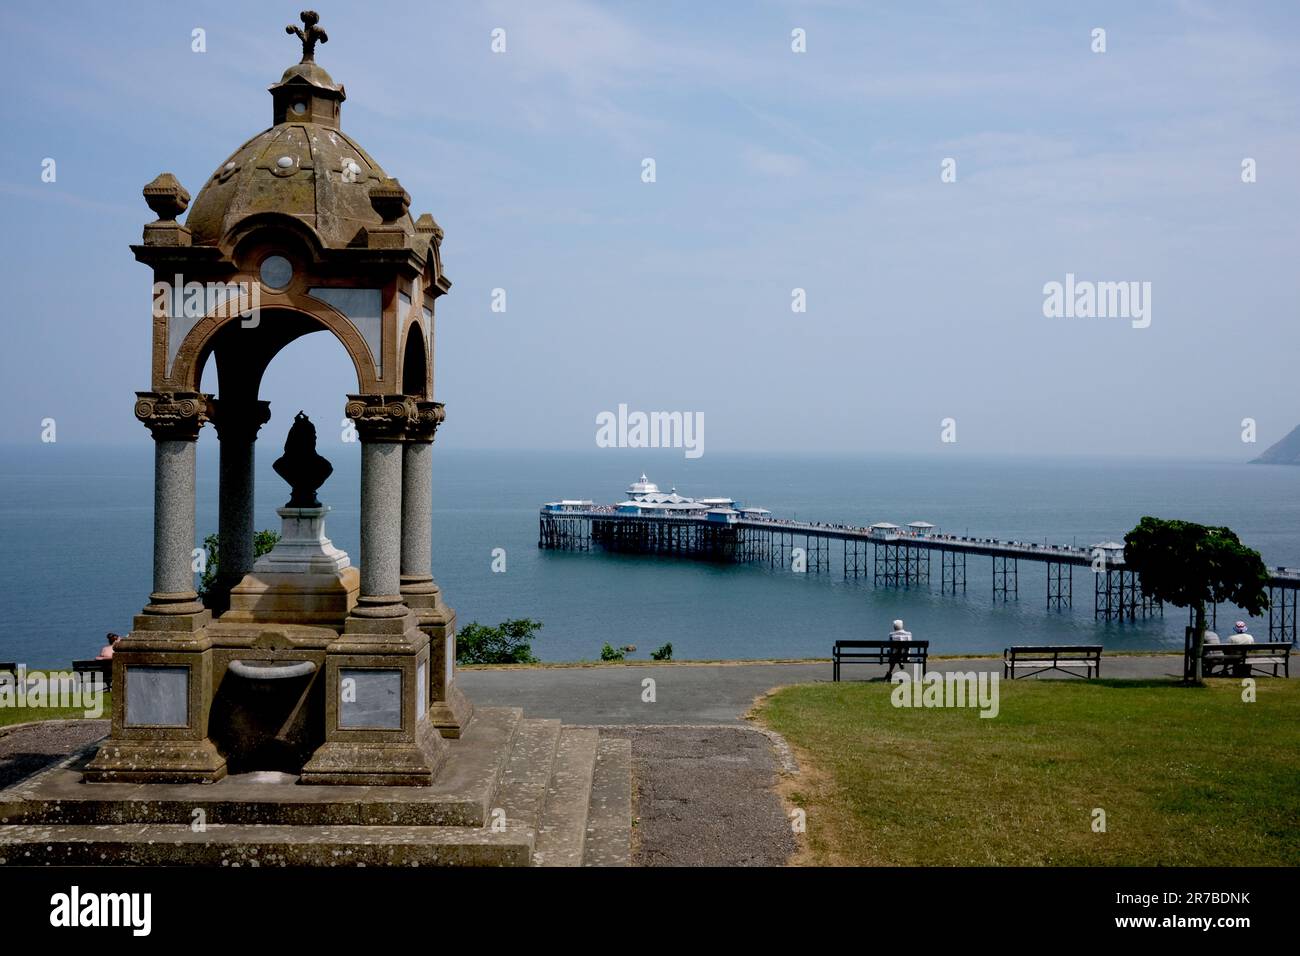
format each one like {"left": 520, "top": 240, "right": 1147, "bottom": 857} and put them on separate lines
{"left": 1047, "top": 562, "right": 1072, "bottom": 610}
{"left": 941, "top": 550, "right": 966, "bottom": 594}
{"left": 993, "top": 555, "right": 1018, "bottom": 601}
{"left": 1269, "top": 585, "right": 1297, "bottom": 642}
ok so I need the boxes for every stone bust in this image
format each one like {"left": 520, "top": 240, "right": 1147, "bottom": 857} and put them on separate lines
{"left": 273, "top": 411, "right": 333, "bottom": 508}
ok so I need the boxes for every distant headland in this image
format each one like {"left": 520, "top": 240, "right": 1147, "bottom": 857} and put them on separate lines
{"left": 1251, "top": 424, "right": 1300, "bottom": 465}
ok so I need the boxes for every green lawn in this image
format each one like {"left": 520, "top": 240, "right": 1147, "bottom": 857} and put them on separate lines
{"left": 0, "top": 672, "right": 110, "bottom": 728}
{"left": 757, "top": 678, "right": 1300, "bottom": 866}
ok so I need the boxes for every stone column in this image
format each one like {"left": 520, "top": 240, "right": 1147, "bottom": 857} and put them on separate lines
{"left": 357, "top": 440, "right": 405, "bottom": 613}
{"left": 400, "top": 440, "right": 435, "bottom": 592}
{"left": 134, "top": 392, "right": 210, "bottom": 617}
{"left": 208, "top": 399, "right": 270, "bottom": 613}
{"left": 85, "top": 391, "right": 225, "bottom": 784}
{"left": 399, "top": 402, "right": 470, "bottom": 737}
{"left": 343, "top": 396, "right": 419, "bottom": 625}
{"left": 303, "top": 395, "right": 447, "bottom": 785}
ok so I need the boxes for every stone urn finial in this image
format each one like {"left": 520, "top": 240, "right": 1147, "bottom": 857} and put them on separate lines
{"left": 273, "top": 411, "right": 334, "bottom": 508}
{"left": 142, "top": 173, "right": 190, "bottom": 222}
{"left": 369, "top": 178, "right": 411, "bottom": 225}
{"left": 415, "top": 213, "right": 445, "bottom": 243}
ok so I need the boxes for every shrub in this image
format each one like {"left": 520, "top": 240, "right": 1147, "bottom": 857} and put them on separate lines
{"left": 457, "top": 618, "right": 542, "bottom": 664}
{"left": 197, "top": 530, "right": 280, "bottom": 600}
{"left": 650, "top": 642, "right": 673, "bottom": 661}
{"left": 600, "top": 642, "right": 626, "bottom": 662}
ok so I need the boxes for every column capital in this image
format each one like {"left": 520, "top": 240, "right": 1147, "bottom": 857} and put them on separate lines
{"left": 208, "top": 398, "right": 271, "bottom": 443}
{"left": 134, "top": 390, "right": 211, "bottom": 441}
{"left": 406, "top": 399, "right": 445, "bottom": 443}
{"left": 345, "top": 394, "right": 445, "bottom": 443}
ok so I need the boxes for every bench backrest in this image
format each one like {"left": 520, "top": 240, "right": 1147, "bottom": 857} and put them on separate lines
{"left": 1006, "top": 645, "right": 1103, "bottom": 656}
{"left": 1204, "top": 642, "right": 1293, "bottom": 656}
{"left": 835, "top": 640, "right": 929, "bottom": 650}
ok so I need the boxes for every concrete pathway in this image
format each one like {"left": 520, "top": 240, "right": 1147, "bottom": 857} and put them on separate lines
{"left": 457, "top": 655, "right": 1206, "bottom": 726}
{"left": 600, "top": 726, "right": 796, "bottom": 867}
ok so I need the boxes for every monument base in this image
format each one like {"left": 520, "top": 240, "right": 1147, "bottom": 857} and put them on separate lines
{"left": 83, "top": 736, "right": 227, "bottom": 785}
{"left": 298, "top": 716, "right": 447, "bottom": 786}
{"left": 1, "top": 708, "right": 632, "bottom": 867}
{"left": 403, "top": 579, "right": 472, "bottom": 737}
{"left": 222, "top": 506, "right": 359, "bottom": 628}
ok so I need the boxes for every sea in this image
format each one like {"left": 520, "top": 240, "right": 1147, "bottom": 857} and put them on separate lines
{"left": 1, "top": 444, "right": 1298, "bottom": 669}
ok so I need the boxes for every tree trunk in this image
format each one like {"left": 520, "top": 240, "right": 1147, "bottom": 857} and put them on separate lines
{"left": 1192, "top": 601, "right": 1206, "bottom": 683}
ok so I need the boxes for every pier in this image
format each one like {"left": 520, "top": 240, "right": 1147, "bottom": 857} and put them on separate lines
{"left": 539, "top": 478, "right": 1300, "bottom": 641}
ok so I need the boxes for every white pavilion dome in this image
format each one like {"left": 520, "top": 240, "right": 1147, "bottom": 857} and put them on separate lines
{"left": 626, "top": 474, "right": 660, "bottom": 497}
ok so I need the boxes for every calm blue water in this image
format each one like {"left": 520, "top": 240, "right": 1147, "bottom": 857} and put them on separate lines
{"left": 1, "top": 443, "right": 1297, "bottom": 668}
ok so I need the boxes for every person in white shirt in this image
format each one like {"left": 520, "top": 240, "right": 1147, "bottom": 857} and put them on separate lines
{"left": 887, "top": 619, "right": 913, "bottom": 676}
{"left": 1201, "top": 630, "right": 1223, "bottom": 675}
{"left": 1228, "top": 621, "right": 1254, "bottom": 645}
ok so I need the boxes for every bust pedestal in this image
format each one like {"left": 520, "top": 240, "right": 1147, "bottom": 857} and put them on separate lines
{"left": 222, "top": 506, "right": 359, "bottom": 628}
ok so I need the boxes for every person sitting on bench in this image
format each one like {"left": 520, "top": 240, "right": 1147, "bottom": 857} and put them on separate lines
{"left": 1228, "top": 621, "right": 1254, "bottom": 644}
{"left": 888, "top": 619, "right": 913, "bottom": 675}
{"left": 1201, "top": 630, "right": 1224, "bottom": 675}
{"left": 95, "top": 633, "right": 121, "bottom": 660}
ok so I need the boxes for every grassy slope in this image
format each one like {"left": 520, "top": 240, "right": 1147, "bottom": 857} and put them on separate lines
{"left": 0, "top": 672, "right": 110, "bottom": 728}
{"left": 757, "top": 678, "right": 1300, "bottom": 866}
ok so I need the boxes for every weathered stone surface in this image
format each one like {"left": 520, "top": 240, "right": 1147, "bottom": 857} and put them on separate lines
{"left": 532, "top": 728, "right": 598, "bottom": 867}
{"left": 0, "top": 709, "right": 630, "bottom": 866}
{"left": 492, "top": 718, "right": 561, "bottom": 831}
{"left": 583, "top": 737, "right": 632, "bottom": 867}
{"left": 0, "top": 822, "right": 533, "bottom": 867}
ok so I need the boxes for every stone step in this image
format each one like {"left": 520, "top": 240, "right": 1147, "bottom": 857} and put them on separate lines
{"left": 582, "top": 736, "right": 632, "bottom": 867}
{"left": 0, "top": 822, "right": 533, "bottom": 867}
{"left": 531, "top": 727, "right": 598, "bottom": 867}
{"left": 492, "top": 718, "right": 562, "bottom": 832}
{"left": 0, "top": 707, "right": 524, "bottom": 829}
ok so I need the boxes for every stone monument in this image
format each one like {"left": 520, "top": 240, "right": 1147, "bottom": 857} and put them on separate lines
{"left": 83, "top": 9, "right": 471, "bottom": 786}
{"left": 0, "top": 12, "right": 630, "bottom": 867}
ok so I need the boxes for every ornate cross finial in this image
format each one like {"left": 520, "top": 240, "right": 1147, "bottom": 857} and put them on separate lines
{"left": 286, "top": 10, "right": 328, "bottom": 63}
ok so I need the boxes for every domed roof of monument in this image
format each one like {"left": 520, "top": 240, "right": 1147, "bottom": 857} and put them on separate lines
{"left": 184, "top": 11, "right": 416, "bottom": 251}
{"left": 275, "top": 59, "right": 340, "bottom": 91}
{"left": 185, "top": 124, "right": 412, "bottom": 249}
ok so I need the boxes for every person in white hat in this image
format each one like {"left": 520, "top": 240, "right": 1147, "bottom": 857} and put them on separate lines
{"left": 886, "top": 619, "right": 913, "bottom": 676}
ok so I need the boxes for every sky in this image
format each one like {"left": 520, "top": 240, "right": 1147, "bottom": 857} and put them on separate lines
{"left": 1, "top": 0, "right": 1297, "bottom": 458}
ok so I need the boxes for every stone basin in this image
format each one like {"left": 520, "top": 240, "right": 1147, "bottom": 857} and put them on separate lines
{"left": 227, "top": 659, "right": 318, "bottom": 681}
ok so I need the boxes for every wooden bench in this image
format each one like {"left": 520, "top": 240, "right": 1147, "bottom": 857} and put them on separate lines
{"left": 72, "top": 659, "right": 113, "bottom": 691}
{"left": 1202, "top": 642, "right": 1291, "bottom": 678}
{"left": 833, "top": 640, "right": 928, "bottom": 681}
{"left": 1003, "top": 645, "right": 1102, "bottom": 680}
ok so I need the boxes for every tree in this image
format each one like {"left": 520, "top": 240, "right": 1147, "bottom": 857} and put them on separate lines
{"left": 456, "top": 618, "right": 542, "bottom": 664}
{"left": 1122, "top": 517, "right": 1270, "bottom": 682}
{"left": 197, "top": 530, "right": 280, "bottom": 601}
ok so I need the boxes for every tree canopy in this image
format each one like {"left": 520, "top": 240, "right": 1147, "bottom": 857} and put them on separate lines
{"left": 1122, "top": 517, "right": 1269, "bottom": 616}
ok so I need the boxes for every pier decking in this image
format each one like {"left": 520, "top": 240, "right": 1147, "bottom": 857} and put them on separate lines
{"left": 539, "top": 509, "right": 1300, "bottom": 641}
